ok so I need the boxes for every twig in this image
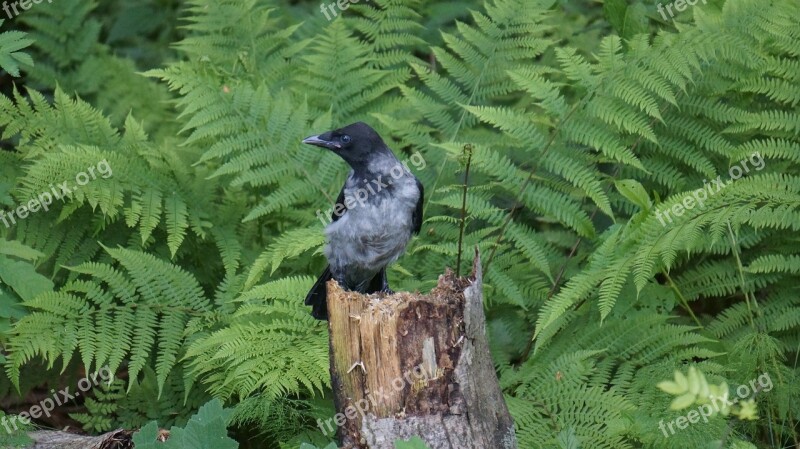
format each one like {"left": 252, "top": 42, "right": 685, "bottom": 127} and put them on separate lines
{"left": 456, "top": 144, "right": 473, "bottom": 277}
{"left": 727, "top": 221, "right": 760, "bottom": 331}
{"left": 664, "top": 271, "right": 703, "bottom": 327}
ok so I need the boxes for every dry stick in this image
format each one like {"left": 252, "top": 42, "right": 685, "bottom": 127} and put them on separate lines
{"left": 664, "top": 271, "right": 703, "bottom": 327}
{"left": 456, "top": 144, "right": 474, "bottom": 277}
{"left": 483, "top": 101, "right": 584, "bottom": 273}
{"left": 727, "top": 220, "right": 761, "bottom": 329}
{"left": 418, "top": 40, "right": 496, "bottom": 225}
{"left": 516, "top": 204, "right": 599, "bottom": 364}
{"left": 488, "top": 103, "right": 589, "bottom": 364}
{"left": 518, "top": 147, "right": 652, "bottom": 362}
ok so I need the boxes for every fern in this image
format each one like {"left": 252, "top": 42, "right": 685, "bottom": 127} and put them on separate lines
{"left": 185, "top": 276, "right": 329, "bottom": 400}
{"left": 6, "top": 246, "right": 211, "bottom": 395}
{"left": 0, "top": 20, "right": 33, "bottom": 77}
{"left": 1, "top": 0, "right": 799, "bottom": 447}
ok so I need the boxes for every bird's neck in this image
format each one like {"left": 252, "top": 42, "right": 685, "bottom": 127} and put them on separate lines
{"left": 351, "top": 152, "right": 402, "bottom": 178}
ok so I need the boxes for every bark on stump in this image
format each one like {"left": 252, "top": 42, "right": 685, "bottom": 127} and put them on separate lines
{"left": 325, "top": 252, "right": 517, "bottom": 449}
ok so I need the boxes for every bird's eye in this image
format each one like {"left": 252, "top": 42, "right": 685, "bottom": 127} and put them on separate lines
{"left": 341, "top": 135, "right": 351, "bottom": 144}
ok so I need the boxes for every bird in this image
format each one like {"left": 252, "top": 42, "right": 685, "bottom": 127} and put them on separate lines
{"left": 302, "top": 122, "right": 424, "bottom": 320}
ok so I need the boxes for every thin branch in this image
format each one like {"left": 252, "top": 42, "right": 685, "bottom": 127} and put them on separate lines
{"left": 456, "top": 144, "right": 473, "bottom": 277}
{"left": 664, "top": 271, "right": 703, "bottom": 327}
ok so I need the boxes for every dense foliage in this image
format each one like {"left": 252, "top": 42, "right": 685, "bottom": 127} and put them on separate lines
{"left": 0, "top": 0, "right": 798, "bottom": 448}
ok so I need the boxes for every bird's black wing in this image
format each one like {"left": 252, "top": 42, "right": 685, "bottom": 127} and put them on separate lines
{"left": 331, "top": 185, "right": 346, "bottom": 222}
{"left": 303, "top": 187, "right": 346, "bottom": 321}
{"left": 305, "top": 265, "right": 332, "bottom": 320}
{"left": 413, "top": 178, "right": 424, "bottom": 235}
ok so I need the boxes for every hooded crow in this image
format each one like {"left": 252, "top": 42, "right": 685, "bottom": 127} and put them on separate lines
{"left": 302, "top": 122, "right": 424, "bottom": 320}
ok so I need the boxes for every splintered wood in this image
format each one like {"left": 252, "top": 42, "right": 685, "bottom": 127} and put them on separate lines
{"left": 325, "top": 253, "right": 517, "bottom": 449}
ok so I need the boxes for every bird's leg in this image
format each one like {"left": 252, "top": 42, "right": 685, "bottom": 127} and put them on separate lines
{"left": 380, "top": 269, "right": 393, "bottom": 294}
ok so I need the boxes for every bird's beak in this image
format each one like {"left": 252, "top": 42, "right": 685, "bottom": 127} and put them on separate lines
{"left": 302, "top": 134, "right": 341, "bottom": 150}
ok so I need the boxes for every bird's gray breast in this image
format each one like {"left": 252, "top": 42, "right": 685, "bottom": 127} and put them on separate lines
{"left": 324, "top": 170, "right": 420, "bottom": 289}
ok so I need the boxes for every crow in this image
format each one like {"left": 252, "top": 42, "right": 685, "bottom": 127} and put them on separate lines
{"left": 302, "top": 122, "right": 424, "bottom": 320}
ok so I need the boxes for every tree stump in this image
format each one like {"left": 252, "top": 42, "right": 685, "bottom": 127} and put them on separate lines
{"left": 323, "top": 251, "right": 517, "bottom": 449}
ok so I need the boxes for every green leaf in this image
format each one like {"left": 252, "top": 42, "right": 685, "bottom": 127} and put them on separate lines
{"left": 670, "top": 392, "right": 697, "bottom": 410}
{"left": 0, "top": 240, "right": 44, "bottom": 261}
{"left": 131, "top": 421, "right": 161, "bottom": 449}
{"left": 132, "top": 400, "right": 237, "bottom": 449}
{"left": 687, "top": 366, "right": 701, "bottom": 395}
{"left": 603, "top": 0, "right": 648, "bottom": 39}
{"left": 657, "top": 380, "right": 685, "bottom": 395}
{"left": 556, "top": 427, "right": 581, "bottom": 449}
{"left": 0, "top": 256, "right": 54, "bottom": 301}
{"left": 0, "top": 23, "right": 34, "bottom": 77}
{"left": 615, "top": 179, "right": 651, "bottom": 210}
{"left": 167, "top": 399, "right": 236, "bottom": 449}
{"left": 674, "top": 370, "right": 689, "bottom": 390}
{"left": 0, "top": 285, "right": 26, "bottom": 320}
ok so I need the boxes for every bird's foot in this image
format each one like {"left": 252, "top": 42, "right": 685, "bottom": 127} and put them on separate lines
{"left": 377, "top": 269, "right": 393, "bottom": 295}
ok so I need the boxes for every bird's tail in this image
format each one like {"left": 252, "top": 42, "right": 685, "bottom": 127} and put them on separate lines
{"left": 305, "top": 266, "right": 332, "bottom": 320}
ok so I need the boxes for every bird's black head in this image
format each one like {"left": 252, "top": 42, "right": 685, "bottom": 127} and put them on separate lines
{"left": 302, "top": 122, "right": 392, "bottom": 171}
